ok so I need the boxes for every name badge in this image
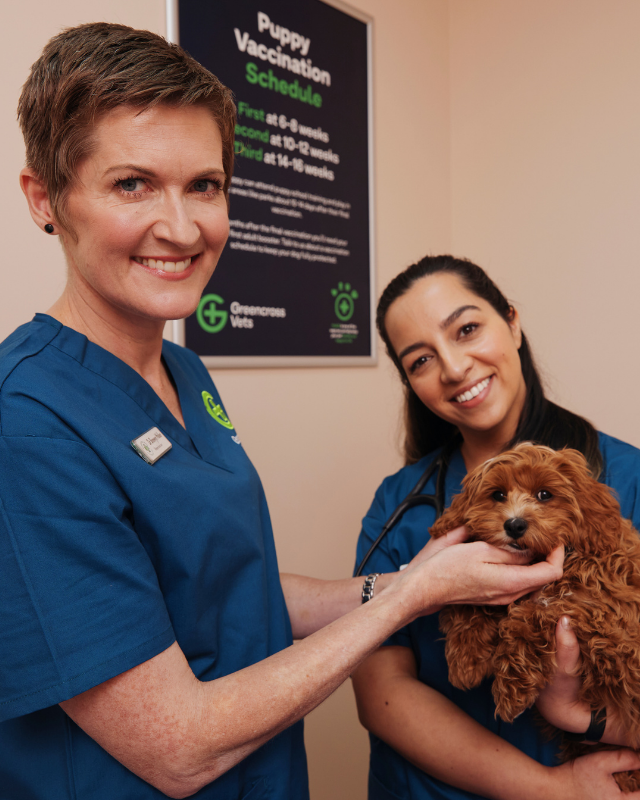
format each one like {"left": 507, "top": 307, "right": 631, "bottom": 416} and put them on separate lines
{"left": 131, "top": 427, "right": 172, "bottom": 465}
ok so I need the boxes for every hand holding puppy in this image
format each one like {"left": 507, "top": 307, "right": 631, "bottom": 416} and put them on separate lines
{"left": 538, "top": 617, "right": 637, "bottom": 749}
{"left": 398, "top": 525, "right": 563, "bottom": 616}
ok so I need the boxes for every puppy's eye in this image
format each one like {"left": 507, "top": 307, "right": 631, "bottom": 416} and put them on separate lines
{"left": 492, "top": 490, "right": 507, "bottom": 502}
{"left": 537, "top": 489, "right": 553, "bottom": 502}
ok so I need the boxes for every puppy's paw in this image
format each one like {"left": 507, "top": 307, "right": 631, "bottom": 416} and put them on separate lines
{"left": 441, "top": 606, "right": 501, "bottom": 690}
{"left": 448, "top": 656, "right": 493, "bottom": 691}
{"left": 491, "top": 673, "right": 538, "bottom": 723}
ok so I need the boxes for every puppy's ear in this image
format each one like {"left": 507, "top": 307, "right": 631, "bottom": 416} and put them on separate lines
{"left": 553, "top": 448, "right": 624, "bottom": 554}
{"left": 552, "top": 447, "right": 591, "bottom": 480}
{"left": 429, "top": 459, "right": 492, "bottom": 539}
{"left": 552, "top": 447, "right": 613, "bottom": 514}
{"left": 461, "top": 457, "right": 498, "bottom": 504}
{"left": 429, "top": 492, "right": 469, "bottom": 539}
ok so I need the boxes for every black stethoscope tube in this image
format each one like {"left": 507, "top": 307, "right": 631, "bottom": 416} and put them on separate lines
{"left": 354, "top": 446, "right": 450, "bottom": 577}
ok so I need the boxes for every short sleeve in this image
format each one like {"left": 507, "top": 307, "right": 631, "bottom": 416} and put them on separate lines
{"left": 597, "top": 432, "right": 640, "bottom": 537}
{"left": 355, "top": 482, "right": 412, "bottom": 650}
{"left": 0, "top": 435, "right": 175, "bottom": 721}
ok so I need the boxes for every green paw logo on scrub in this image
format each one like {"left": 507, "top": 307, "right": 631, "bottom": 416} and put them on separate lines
{"left": 196, "top": 294, "right": 228, "bottom": 333}
{"left": 202, "top": 391, "right": 234, "bottom": 429}
{"left": 331, "top": 282, "right": 358, "bottom": 321}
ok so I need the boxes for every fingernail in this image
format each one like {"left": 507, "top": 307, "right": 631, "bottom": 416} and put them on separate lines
{"left": 561, "top": 616, "right": 572, "bottom": 629}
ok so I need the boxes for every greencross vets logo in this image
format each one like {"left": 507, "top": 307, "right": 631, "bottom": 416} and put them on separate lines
{"left": 331, "top": 282, "right": 359, "bottom": 322}
{"left": 197, "top": 294, "right": 228, "bottom": 333}
{"left": 202, "top": 392, "right": 234, "bottom": 429}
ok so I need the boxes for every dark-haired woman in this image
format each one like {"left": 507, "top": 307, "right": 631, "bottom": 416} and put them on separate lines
{"left": 352, "top": 255, "right": 640, "bottom": 800}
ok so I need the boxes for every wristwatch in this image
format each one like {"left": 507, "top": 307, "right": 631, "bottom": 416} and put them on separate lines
{"left": 361, "top": 573, "right": 380, "bottom": 603}
{"left": 562, "top": 708, "right": 606, "bottom": 742}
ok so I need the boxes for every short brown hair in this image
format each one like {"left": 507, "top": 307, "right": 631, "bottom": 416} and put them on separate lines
{"left": 18, "top": 22, "right": 236, "bottom": 230}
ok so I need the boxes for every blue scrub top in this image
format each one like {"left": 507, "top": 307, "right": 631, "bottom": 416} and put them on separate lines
{"left": 0, "top": 314, "right": 308, "bottom": 800}
{"left": 355, "top": 433, "right": 640, "bottom": 800}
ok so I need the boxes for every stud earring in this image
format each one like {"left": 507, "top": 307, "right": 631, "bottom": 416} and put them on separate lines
{"left": 44, "top": 223, "right": 54, "bottom": 234}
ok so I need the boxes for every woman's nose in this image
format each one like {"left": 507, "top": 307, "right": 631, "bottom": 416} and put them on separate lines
{"left": 152, "top": 194, "right": 200, "bottom": 247}
{"left": 439, "top": 348, "right": 473, "bottom": 384}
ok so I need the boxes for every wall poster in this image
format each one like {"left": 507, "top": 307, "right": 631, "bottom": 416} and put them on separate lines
{"left": 167, "top": 0, "right": 375, "bottom": 366}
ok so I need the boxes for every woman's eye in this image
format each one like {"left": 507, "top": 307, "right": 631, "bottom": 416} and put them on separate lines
{"left": 407, "top": 355, "right": 431, "bottom": 374}
{"left": 459, "top": 323, "right": 478, "bottom": 338}
{"left": 192, "top": 179, "right": 223, "bottom": 194}
{"left": 117, "top": 177, "right": 145, "bottom": 193}
{"left": 537, "top": 490, "right": 553, "bottom": 502}
{"left": 492, "top": 490, "right": 507, "bottom": 502}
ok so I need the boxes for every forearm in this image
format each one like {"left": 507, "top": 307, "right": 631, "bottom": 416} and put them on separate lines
{"left": 200, "top": 594, "right": 408, "bottom": 769}
{"left": 63, "top": 580, "right": 417, "bottom": 798}
{"left": 373, "top": 687, "right": 554, "bottom": 800}
{"left": 280, "top": 572, "right": 396, "bottom": 638}
{"left": 353, "top": 650, "right": 565, "bottom": 800}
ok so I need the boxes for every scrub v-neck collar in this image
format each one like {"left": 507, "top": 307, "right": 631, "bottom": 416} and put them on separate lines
{"left": 162, "top": 343, "right": 233, "bottom": 470}
{"left": 35, "top": 313, "right": 230, "bottom": 470}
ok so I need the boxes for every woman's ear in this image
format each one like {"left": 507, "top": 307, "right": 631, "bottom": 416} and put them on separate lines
{"left": 507, "top": 305, "right": 522, "bottom": 350}
{"left": 20, "top": 168, "right": 56, "bottom": 232}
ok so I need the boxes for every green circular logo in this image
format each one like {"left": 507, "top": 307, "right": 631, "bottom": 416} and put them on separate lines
{"left": 197, "top": 294, "right": 228, "bottom": 333}
{"left": 334, "top": 293, "right": 355, "bottom": 321}
{"left": 202, "top": 391, "right": 234, "bottom": 429}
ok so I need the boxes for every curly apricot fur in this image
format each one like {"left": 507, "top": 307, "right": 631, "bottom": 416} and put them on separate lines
{"left": 430, "top": 443, "right": 640, "bottom": 791}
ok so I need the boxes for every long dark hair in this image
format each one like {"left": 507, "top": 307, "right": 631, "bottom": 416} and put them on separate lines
{"left": 377, "top": 255, "right": 603, "bottom": 477}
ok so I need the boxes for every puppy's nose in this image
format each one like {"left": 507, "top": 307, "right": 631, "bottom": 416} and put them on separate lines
{"left": 504, "top": 517, "right": 528, "bottom": 539}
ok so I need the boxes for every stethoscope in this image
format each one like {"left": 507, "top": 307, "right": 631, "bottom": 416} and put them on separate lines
{"left": 355, "top": 439, "right": 457, "bottom": 577}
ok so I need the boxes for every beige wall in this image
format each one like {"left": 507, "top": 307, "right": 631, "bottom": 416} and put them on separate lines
{"left": 3, "top": 1, "right": 640, "bottom": 798}
{"left": 0, "top": 0, "right": 166, "bottom": 334}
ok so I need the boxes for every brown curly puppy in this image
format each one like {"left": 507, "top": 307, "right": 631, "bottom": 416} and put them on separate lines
{"left": 429, "top": 443, "right": 640, "bottom": 791}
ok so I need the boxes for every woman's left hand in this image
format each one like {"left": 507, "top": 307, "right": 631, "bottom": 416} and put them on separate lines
{"left": 537, "top": 617, "right": 631, "bottom": 746}
{"left": 536, "top": 616, "right": 590, "bottom": 733}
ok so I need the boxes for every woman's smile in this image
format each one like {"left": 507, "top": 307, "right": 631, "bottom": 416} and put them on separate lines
{"left": 452, "top": 376, "right": 493, "bottom": 405}
{"left": 386, "top": 272, "right": 527, "bottom": 449}
{"left": 132, "top": 254, "right": 199, "bottom": 278}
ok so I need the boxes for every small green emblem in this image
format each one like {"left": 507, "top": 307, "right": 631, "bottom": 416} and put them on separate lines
{"left": 202, "top": 391, "right": 234, "bottom": 429}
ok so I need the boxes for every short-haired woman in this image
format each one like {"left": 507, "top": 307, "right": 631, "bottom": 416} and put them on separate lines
{"left": 0, "top": 26, "right": 561, "bottom": 800}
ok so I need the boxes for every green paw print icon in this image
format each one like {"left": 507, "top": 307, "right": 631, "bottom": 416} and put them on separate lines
{"left": 331, "top": 282, "right": 359, "bottom": 322}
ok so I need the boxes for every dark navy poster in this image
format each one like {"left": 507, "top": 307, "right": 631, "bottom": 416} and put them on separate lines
{"left": 174, "top": 0, "right": 374, "bottom": 365}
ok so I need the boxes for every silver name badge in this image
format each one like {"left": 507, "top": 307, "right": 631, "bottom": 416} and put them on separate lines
{"left": 131, "top": 427, "right": 172, "bottom": 465}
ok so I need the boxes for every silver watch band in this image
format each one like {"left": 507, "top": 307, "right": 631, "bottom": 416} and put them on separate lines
{"left": 362, "top": 573, "right": 381, "bottom": 603}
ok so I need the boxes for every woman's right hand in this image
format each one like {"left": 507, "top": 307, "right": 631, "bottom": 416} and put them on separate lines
{"left": 548, "top": 749, "right": 640, "bottom": 799}
{"left": 398, "top": 537, "right": 564, "bottom": 616}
